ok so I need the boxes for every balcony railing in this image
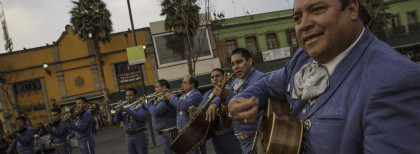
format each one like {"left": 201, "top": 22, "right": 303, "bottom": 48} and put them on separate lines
{"left": 390, "top": 26, "right": 406, "bottom": 35}
{"left": 408, "top": 22, "right": 420, "bottom": 32}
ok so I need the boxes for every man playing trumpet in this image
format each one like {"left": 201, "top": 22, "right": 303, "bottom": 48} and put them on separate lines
{"left": 113, "top": 88, "right": 148, "bottom": 154}
{"left": 7, "top": 116, "right": 36, "bottom": 154}
{"left": 141, "top": 79, "right": 177, "bottom": 154}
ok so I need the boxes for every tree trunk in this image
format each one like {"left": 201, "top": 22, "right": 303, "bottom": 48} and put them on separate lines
{"left": 92, "top": 39, "right": 113, "bottom": 125}
{"left": 183, "top": 37, "right": 193, "bottom": 76}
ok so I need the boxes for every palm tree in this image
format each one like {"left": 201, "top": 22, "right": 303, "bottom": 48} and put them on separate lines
{"left": 70, "top": 0, "right": 113, "bottom": 123}
{"left": 360, "top": 0, "right": 392, "bottom": 38}
{"left": 161, "top": 0, "right": 200, "bottom": 76}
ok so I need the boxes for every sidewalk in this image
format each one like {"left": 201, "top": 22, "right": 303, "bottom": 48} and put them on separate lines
{"left": 71, "top": 125, "right": 216, "bottom": 154}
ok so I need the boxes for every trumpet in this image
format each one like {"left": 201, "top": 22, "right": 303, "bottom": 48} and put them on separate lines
{"left": 147, "top": 88, "right": 183, "bottom": 105}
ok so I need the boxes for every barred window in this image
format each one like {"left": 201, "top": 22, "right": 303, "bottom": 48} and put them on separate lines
{"left": 246, "top": 36, "right": 258, "bottom": 55}
{"left": 266, "top": 33, "right": 278, "bottom": 50}
{"left": 407, "top": 11, "right": 418, "bottom": 25}
{"left": 226, "top": 40, "right": 237, "bottom": 56}
{"left": 13, "top": 79, "right": 42, "bottom": 94}
{"left": 391, "top": 14, "right": 402, "bottom": 28}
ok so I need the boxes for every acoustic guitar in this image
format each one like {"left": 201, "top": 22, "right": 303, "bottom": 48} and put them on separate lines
{"left": 170, "top": 73, "right": 235, "bottom": 154}
{"left": 252, "top": 98, "right": 303, "bottom": 154}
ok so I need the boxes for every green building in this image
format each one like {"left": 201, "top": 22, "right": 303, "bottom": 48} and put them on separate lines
{"left": 212, "top": 10, "right": 297, "bottom": 72}
{"left": 382, "top": 0, "right": 420, "bottom": 62}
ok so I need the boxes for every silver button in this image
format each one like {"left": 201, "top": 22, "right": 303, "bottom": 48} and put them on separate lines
{"left": 302, "top": 109, "right": 307, "bottom": 113}
{"left": 304, "top": 119, "right": 311, "bottom": 131}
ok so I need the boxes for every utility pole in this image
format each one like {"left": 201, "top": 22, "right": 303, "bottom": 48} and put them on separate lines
{"left": 126, "top": 0, "right": 156, "bottom": 147}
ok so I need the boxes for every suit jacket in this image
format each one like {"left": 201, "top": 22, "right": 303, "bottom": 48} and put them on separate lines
{"left": 113, "top": 103, "right": 148, "bottom": 130}
{"left": 169, "top": 89, "right": 203, "bottom": 130}
{"left": 144, "top": 99, "right": 177, "bottom": 131}
{"left": 228, "top": 69, "right": 266, "bottom": 135}
{"left": 8, "top": 126, "right": 35, "bottom": 153}
{"left": 235, "top": 27, "right": 420, "bottom": 153}
{"left": 70, "top": 109, "right": 93, "bottom": 138}
{"left": 50, "top": 118, "right": 70, "bottom": 144}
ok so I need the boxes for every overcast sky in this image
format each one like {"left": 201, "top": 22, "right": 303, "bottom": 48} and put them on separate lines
{"left": 0, "top": 0, "right": 295, "bottom": 54}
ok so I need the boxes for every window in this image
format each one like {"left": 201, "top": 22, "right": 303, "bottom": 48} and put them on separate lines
{"left": 246, "top": 36, "right": 258, "bottom": 55}
{"left": 266, "top": 33, "right": 278, "bottom": 49}
{"left": 391, "top": 14, "right": 402, "bottom": 28}
{"left": 13, "top": 79, "right": 42, "bottom": 95}
{"left": 226, "top": 40, "right": 236, "bottom": 56}
{"left": 152, "top": 27, "right": 213, "bottom": 67}
{"left": 407, "top": 11, "right": 418, "bottom": 25}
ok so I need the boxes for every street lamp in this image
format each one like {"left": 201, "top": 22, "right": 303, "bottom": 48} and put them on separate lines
{"left": 43, "top": 63, "right": 51, "bottom": 76}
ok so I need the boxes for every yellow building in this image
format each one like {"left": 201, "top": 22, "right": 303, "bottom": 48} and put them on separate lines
{"left": 0, "top": 25, "right": 157, "bottom": 132}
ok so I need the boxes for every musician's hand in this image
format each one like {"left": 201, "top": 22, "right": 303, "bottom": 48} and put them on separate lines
{"left": 206, "top": 103, "right": 218, "bottom": 121}
{"left": 215, "top": 86, "right": 230, "bottom": 100}
{"left": 140, "top": 99, "right": 146, "bottom": 105}
{"left": 188, "top": 106, "right": 197, "bottom": 115}
{"left": 228, "top": 97, "right": 259, "bottom": 124}
{"left": 66, "top": 135, "right": 70, "bottom": 142}
{"left": 47, "top": 140, "right": 52, "bottom": 146}
{"left": 164, "top": 92, "right": 173, "bottom": 100}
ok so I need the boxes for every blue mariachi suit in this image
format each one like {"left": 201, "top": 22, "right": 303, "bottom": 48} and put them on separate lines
{"left": 8, "top": 126, "right": 36, "bottom": 154}
{"left": 199, "top": 89, "right": 241, "bottom": 154}
{"left": 50, "top": 118, "right": 71, "bottom": 154}
{"left": 113, "top": 102, "right": 148, "bottom": 154}
{"left": 144, "top": 99, "right": 177, "bottom": 154}
{"left": 225, "top": 68, "right": 266, "bottom": 154}
{"left": 168, "top": 89, "right": 204, "bottom": 154}
{"left": 70, "top": 109, "right": 95, "bottom": 154}
{"left": 234, "top": 27, "right": 420, "bottom": 153}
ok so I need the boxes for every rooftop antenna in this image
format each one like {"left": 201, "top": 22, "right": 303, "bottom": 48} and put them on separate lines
{"left": 0, "top": 1, "right": 13, "bottom": 52}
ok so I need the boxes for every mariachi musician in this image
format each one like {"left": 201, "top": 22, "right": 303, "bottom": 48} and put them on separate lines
{"left": 7, "top": 116, "right": 36, "bottom": 154}
{"left": 67, "top": 97, "right": 95, "bottom": 154}
{"left": 189, "top": 68, "right": 242, "bottom": 154}
{"left": 113, "top": 88, "right": 148, "bottom": 154}
{"left": 214, "top": 48, "right": 266, "bottom": 154}
{"left": 47, "top": 108, "right": 71, "bottom": 154}
{"left": 141, "top": 79, "right": 178, "bottom": 154}
{"left": 164, "top": 75, "right": 204, "bottom": 154}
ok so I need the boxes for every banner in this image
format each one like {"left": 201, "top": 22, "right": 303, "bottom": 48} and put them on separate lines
{"left": 262, "top": 47, "right": 291, "bottom": 62}
{"left": 127, "top": 46, "right": 146, "bottom": 65}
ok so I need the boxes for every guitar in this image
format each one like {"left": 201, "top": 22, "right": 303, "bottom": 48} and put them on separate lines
{"left": 170, "top": 73, "right": 235, "bottom": 154}
{"left": 252, "top": 98, "right": 303, "bottom": 154}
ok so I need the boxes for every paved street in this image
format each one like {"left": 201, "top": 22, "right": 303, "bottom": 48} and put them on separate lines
{"left": 71, "top": 125, "right": 216, "bottom": 154}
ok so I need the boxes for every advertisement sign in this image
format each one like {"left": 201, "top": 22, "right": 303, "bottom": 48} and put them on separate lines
{"left": 262, "top": 47, "right": 291, "bottom": 62}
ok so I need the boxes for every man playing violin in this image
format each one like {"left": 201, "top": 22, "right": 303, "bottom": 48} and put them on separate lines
{"left": 113, "top": 88, "right": 148, "bottom": 154}
{"left": 189, "top": 68, "right": 242, "bottom": 154}
{"left": 47, "top": 108, "right": 71, "bottom": 154}
{"left": 142, "top": 79, "right": 177, "bottom": 154}
{"left": 68, "top": 97, "right": 95, "bottom": 154}
{"left": 7, "top": 116, "right": 36, "bottom": 154}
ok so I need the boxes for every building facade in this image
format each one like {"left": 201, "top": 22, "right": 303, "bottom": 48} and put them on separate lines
{"left": 0, "top": 25, "right": 157, "bottom": 132}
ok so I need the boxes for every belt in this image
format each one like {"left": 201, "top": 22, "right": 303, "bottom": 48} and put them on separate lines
{"left": 157, "top": 126, "right": 178, "bottom": 135}
{"left": 126, "top": 127, "right": 147, "bottom": 135}
{"left": 54, "top": 142, "right": 67, "bottom": 147}
{"left": 76, "top": 135, "right": 90, "bottom": 140}
{"left": 18, "top": 149, "right": 33, "bottom": 154}
{"left": 235, "top": 134, "right": 254, "bottom": 141}
{"left": 214, "top": 130, "right": 232, "bottom": 136}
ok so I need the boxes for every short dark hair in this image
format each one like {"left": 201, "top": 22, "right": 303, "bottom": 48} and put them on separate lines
{"left": 126, "top": 88, "right": 137, "bottom": 95}
{"left": 16, "top": 116, "right": 27, "bottom": 123}
{"left": 340, "top": 0, "right": 370, "bottom": 25}
{"left": 188, "top": 76, "right": 199, "bottom": 89}
{"left": 230, "top": 48, "right": 252, "bottom": 60}
{"left": 157, "top": 79, "right": 170, "bottom": 89}
{"left": 51, "top": 108, "right": 61, "bottom": 114}
{"left": 76, "top": 97, "right": 88, "bottom": 103}
{"left": 211, "top": 68, "right": 224, "bottom": 75}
